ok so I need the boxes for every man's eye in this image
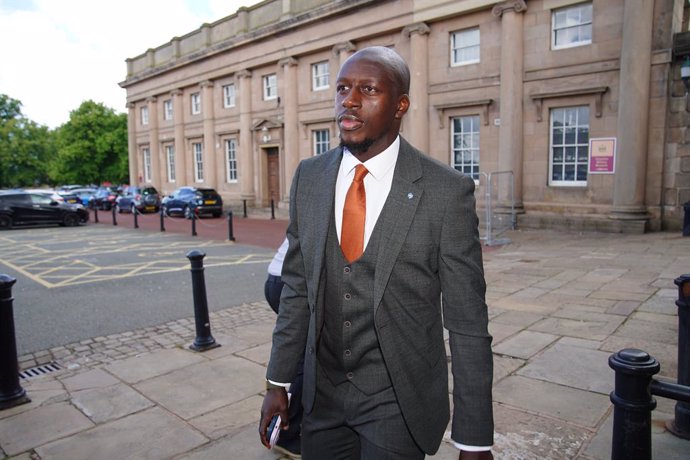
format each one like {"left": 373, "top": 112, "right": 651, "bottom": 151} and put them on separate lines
{"left": 363, "top": 86, "right": 377, "bottom": 94}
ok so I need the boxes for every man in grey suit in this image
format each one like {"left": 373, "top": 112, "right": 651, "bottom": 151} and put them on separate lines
{"left": 259, "top": 46, "right": 493, "bottom": 459}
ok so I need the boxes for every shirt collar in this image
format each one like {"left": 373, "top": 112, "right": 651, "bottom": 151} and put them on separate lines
{"left": 341, "top": 136, "right": 400, "bottom": 181}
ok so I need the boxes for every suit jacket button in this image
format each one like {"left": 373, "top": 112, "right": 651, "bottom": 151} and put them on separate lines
{"left": 308, "top": 347, "right": 314, "bottom": 354}
{"left": 346, "top": 372, "right": 354, "bottom": 380}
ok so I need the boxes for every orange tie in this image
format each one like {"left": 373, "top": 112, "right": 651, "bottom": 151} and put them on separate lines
{"left": 341, "top": 164, "right": 368, "bottom": 262}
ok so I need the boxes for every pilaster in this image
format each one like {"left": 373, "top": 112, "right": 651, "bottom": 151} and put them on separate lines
{"left": 126, "top": 102, "right": 138, "bottom": 185}
{"left": 238, "top": 70, "right": 255, "bottom": 201}
{"left": 146, "top": 96, "right": 160, "bottom": 190}
{"left": 403, "top": 23, "right": 430, "bottom": 152}
{"left": 281, "top": 57, "right": 299, "bottom": 202}
{"left": 333, "top": 41, "right": 356, "bottom": 69}
{"left": 170, "top": 89, "right": 186, "bottom": 188}
{"left": 200, "top": 80, "right": 217, "bottom": 189}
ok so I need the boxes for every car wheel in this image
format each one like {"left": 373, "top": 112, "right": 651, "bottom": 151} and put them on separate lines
{"left": 63, "top": 214, "right": 79, "bottom": 227}
{"left": 184, "top": 205, "right": 192, "bottom": 219}
{"left": 163, "top": 206, "right": 172, "bottom": 217}
{"left": 0, "top": 215, "right": 12, "bottom": 230}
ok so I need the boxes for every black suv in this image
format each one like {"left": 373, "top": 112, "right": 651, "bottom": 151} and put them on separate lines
{"left": 0, "top": 191, "right": 89, "bottom": 229}
{"left": 162, "top": 187, "right": 223, "bottom": 218}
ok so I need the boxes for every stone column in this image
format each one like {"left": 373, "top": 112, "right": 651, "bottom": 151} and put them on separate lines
{"left": 280, "top": 57, "right": 298, "bottom": 202}
{"left": 127, "top": 102, "right": 138, "bottom": 185}
{"left": 403, "top": 23, "right": 430, "bottom": 152}
{"left": 610, "top": 0, "right": 654, "bottom": 222}
{"left": 333, "top": 41, "right": 356, "bottom": 72}
{"left": 493, "top": 0, "right": 526, "bottom": 209}
{"left": 201, "top": 80, "right": 217, "bottom": 188}
{"left": 171, "top": 89, "right": 186, "bottom": 187}
{"left": 146, "top": 96, "right": 161, "bottom": 190}
{"left": 238, "top": 70, "right": 255, "bottom": 203}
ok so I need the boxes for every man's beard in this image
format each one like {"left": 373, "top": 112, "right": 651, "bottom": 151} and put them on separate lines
{"left": 340, "top": 137, "right": 374, "bottom": 155}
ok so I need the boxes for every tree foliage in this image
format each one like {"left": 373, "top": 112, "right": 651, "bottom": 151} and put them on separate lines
{"left": 50, "top": 100, "right": 128, "bottom": 185}
{"left": 0, "top": 94, "right": 54, "bottom": 188}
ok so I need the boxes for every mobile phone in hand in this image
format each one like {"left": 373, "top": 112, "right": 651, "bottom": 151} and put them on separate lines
{"left": 268, "top": 413, "right": 282, "bottom": 448}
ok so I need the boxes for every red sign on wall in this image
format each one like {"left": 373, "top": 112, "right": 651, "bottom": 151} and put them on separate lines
{"left": 589, "top": 138, "right": 616, "bottom": 174}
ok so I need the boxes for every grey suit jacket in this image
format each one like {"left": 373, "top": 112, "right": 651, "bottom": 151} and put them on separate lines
{"left": 267, "top": 137, "right": 493, "bottom": 453}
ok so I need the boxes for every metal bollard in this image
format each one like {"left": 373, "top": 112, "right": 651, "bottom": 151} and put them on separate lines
{"left": 111, "top": 205, "right": 117, "bottom": 226}
{"left": 133, "top": 206, "right": 138, "bottom": 229}
{"left": 0, "top": 275, "right": 30, "bottom": 410}
{"left": 668, "top": 274, "right": 690, "bottom": 439}
{"left": 186, "top": 251, "right": 220, "bottom": 352}
{"left": 93, "top": 205, "right": 99, "bottom": 223}
{"left": 243, "top": 199, "right": 247, "bottom": 218}
{"left": 609, "top": 348, "right": 659, "bottom": 460}
{"left": 160, "top": 206, "right": 165, "bottom": 232}
{"left": 683, "top": 201, "right": 690, "bottom": 237}
{"left": 191, "top": 208, "right": 197, "bottom": 237}
{"left": 271, "top": 199, "right": 275, "bottom": 220}
{"left": 227, "top": 210, "right": 236, "bottom": 241}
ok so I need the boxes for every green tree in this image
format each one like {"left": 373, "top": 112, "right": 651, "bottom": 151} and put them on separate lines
{"left": 0, "top": 94, "right": 54, "bottom": 188}
{"left": 50, "top": 100, "right": 128, "bottom": 185}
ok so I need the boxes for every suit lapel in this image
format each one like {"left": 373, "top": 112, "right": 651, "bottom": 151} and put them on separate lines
{"left": 373, "top": 138, "right": 423, "bottom": 312}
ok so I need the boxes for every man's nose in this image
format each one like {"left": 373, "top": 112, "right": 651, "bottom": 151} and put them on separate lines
{"left": 341, "top": 91, "right": 360, "bottom": 108}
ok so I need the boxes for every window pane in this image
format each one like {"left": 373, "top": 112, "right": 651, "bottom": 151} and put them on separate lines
{"left": 564, "top": 164, "right": 575, "bottom": 180}
{"left": 565, "top": 147, "right": 576, "bottom": 162}
{"left": 553, "top": 147, "right": 563, "bottom": 162}
{"left": 565, "top": 128, "right": 576, "bottom": 144}
{"left": 577, "top": 164, "right": 588, "bottom": 181}
{"left": 577, "top": 127, "right": 589, "bottom": 144}
{"left": 553, "top": 128, "right": 563, "bottom": 144}
{"left": 577, "top": 146, "right": 588, "bottom": 161}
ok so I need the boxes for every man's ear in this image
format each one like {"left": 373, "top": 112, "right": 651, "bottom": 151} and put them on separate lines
{"left": 395, "top": 94, "right": 410, "bottom": 119}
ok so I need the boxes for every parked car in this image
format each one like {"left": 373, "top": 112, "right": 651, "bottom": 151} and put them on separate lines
{"left": 91, "top": 187, "right": 119, "bottom": 210}
{"left": 70, "top": 188, "right": 98, "bottom": 207}
{"left": 116, "top": 186, "right": 161, "bottom": 213}
{"left": 162, "top": 187, "right": 223, "bottom": 218}
{"left": 0, "top": 191, "right": 89, "bottom": 229}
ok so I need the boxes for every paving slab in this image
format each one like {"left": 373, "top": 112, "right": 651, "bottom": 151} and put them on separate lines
{"left": 599, "top": 336, "right": 678, "bottom": 379}
{"left": 188, "top": 395, "right": 265, "bottom": 440}
{"left": 134, "top": 354, "right": 266, "bottom": 419}
{"left": 493, "top": 375, "right": 610, "bottom": 427}
{"left": 517, "top": 343, "right": 612, "bottom": 394}
{"left": 490, "top": 310, "right": 545, "bottom": 328}
{"left": 0, "top": 402, "right": 94, "bottom": 456}
{"left": 104, "top": 347, "right": 206, "bottom": 384}
{"left": 176, "top": 422, "right": 284, "bottom": 460}
{"left": 0, "top": 377, "right": 66, "bottom": 420}
{"left": 60, "top": 368, "right": 120, "bottom": 391}
{"left": 236, "top": 342, "right": 272, "bottom": 366}
{"left": 614, "top": 318, "right": 678, "bottom": 344}
{"left": 35, "top": 407, "right": 207, "bottom": 460}
{"left": 488, "top": 322, "right": 522, "bottom": 345}
{"left": 529, "top": 315, "right": 623, "bottom": 341}
{"left": 71, "top": 382, "right": 154, "bottom": 424}
{"left": 492, "top": 330, "right": 559, "bottom": 359}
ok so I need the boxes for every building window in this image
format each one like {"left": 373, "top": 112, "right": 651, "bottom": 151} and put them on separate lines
{"left": 313, "top": 129, "right": 330, "bottom": 155}
{"left": 163, "top": 99, "right": 173, "bottom": 120}
{"left": 312, "top": 61, "right": 329, "bottom": 91}
{"left": 552, "top": 2, "right": 592, "bottom": 50}
{"left": 225, "top": 139, "right": 238, "bottom": 183}
{"left": 140, "top": 106, "right": 149, "bottom": 125}
{"left": 263, "top": 74, "right": 277, "bottom": 100}
{"left": 223, "top": 84, "right": 236, "bottom": 108}
{"left": 191, "top": 93, "right": 201, "bottom": 114}
{"left": 193, "top": 142, "right": 204, "bottom": 182}
{"left": 166, "top": 145, "right": 176, "bottom": 183}
{"left": 549, "top": 106, "right": 589, "bottom": 186}
{"left": 451, "top": 27, "right": 480, "bottom": 66}
{"left": 451, "top": 115, "right": 480, "bottom": 180}
{"left": 143, "top": 147, "right": 152, "bottom": 183}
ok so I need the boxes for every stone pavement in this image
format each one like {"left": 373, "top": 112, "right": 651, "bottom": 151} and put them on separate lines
{"left": 2, "top": 228, "right": 690, "bottom": 459}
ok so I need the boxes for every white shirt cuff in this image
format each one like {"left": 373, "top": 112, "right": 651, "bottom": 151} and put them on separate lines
{"left": 453, "top": 442, "right": 492, "bottom": 451}
{"left": 267, "top": 379, "right": 290, "bottom": 388}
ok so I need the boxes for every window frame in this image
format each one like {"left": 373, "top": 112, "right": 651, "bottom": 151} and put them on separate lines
{"left": 312, "top": 129, "right": 330, "bottom": 155}
{"left": 548, "top": 105, "right": 590, "bottom": 187}
{"left": 551, "top": 2, "right": 593, "bottom": 50}
{"left": 225, "top": 139, "right": 238, "bottom": 183}
{"left": 193, "top": 142, "right": 204, "bottom": 182}
{"left": 223, "top": 84, "right": 236, "bottom": 108}
{"left": 165, "top": 145, "right": 176, "bottom": 183}
{"left": 140, "top": 106, "right": 149, "bottom": 125}
{"left": 263, "top": 74, "right": 277, "bottom": 100}
{"left": 191, "top": 93, "right": 201, "bottom": 115}
{"left": 163, "top": 99, "right": 173, "bottom": 121}
{"left": 311, "top": 61, "right": 330, "bottom": 91}
{"left": 450, "top": 115, "right": 481, "bottom": 181}
{"left": 143, "top": 147, "right": 152, "bottom": 183}
{"left": 450, "top": 27, "right": 480, "bottom": 67}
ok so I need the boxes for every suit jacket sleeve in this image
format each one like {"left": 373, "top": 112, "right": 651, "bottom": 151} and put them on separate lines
{"left": 440, "top": 173, "right": 494, "bottom": 446}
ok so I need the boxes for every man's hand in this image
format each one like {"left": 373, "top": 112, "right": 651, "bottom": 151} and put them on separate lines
{"left": 258, "top": 387, "right": 289, "bottom": 448}
{"left": 459, "top": 450, "right": 493, "bottom": 460}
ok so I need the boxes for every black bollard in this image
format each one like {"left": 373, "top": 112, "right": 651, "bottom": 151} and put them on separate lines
{"left": 160, "top": 206, "right": 165, "bottom": 232}
{"left": 186, "top": 251, "right": 220, "bottom": 352}
{"left": 227, "top": 210, "right": 236, "bottom": 241}
{"left": 133, "top": 206, "right": 138, "bottom": 229}
{"left": 94, "top": 205, "right": 99, "bottom": 223}
{"left": 668, "top": 275, "right": 690, "bottom": 439}
{"left": 243, "top": 199, "right": 247, "bottom": 218}
{"left": 111, "top": 205, "right": 117, "bottom": 226}
{"left": 0, "top": 275, "right": 30, "bottom": 410}
{"left": 609, "top": 349, "right": 660, "bottom": 460}
{"left": 271, "top": 199, "right": 275, "bottom": 220}
{"left": 683, "top": 201, "right": 690, "bottom": 237}
{"left": 191, "top": 208, "right": 197, "bottom": 237}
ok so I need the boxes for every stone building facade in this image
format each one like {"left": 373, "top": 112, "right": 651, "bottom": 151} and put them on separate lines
{"left": 120, "top": 0, "right": 690, "bottom": 233}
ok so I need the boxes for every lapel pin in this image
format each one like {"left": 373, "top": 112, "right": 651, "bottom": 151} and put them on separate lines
{"left": 407, "top": 192, "right": 414, "bottom": 200}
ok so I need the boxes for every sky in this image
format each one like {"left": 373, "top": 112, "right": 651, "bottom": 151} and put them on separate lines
{"left": 0, "top": 0, "right": 262, "bottom": 129}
